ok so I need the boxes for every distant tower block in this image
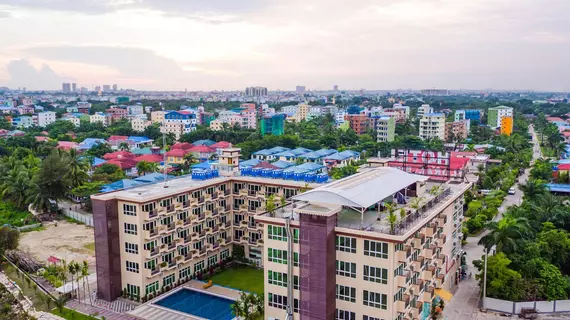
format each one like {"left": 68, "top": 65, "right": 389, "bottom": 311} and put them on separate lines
{"left": 215, "top": 147, "right": 240, "bottom": 176}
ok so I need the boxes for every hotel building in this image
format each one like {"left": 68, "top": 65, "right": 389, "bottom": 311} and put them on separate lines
{"left": 257, "top": 168, "right": 469, "bottom": 320}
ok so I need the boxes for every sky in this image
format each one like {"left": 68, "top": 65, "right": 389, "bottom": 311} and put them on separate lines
{"left": 0, "top": 0, "right": 569, "bottom": 91}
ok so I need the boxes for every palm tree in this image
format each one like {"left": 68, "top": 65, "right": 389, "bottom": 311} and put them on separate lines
{"left": 54, "top": 295, "right": 66, "bottom": 313}
{"left": 1, "top": 168, "right": 32, "bottom": 209}
{"left": 399, "top": 208, "right": 407, "bottom": 221}
{"left": 136, "top": 161, "right": 158, "bottom": 176}
{"left": 68, "top": 262, "right": 77, "bottom": 300}
{"left": 519, "top": 179, "right": 546, "bottom": 200}
{"left": 384, "top": 203, "right": 398, "bottom": 234}
{"left": 530, "top": 193, "right": 568, "bottom": 226}
{"left": 82, "top": 261, "right": 92, "bottom": 305}
{"left": 409, "top": 197, "right": 424, "bottom": 213}
{"left": 478, "top": 215, "right": 530, "bottom": 254}
{"left": 231, "top": 292, "right": 253, "bottom": 319}
{"left": 66, "top": 149, "right": 89, "bottom": 188}
{"left": 73, "top": 261, "right": 82, "bottom": 303}
{"left": 118, "top": 142, "right": 130, "bottom": 151}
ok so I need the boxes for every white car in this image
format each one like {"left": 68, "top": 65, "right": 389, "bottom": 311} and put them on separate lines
{"left": 508, "top": 188, "right": 516, "bottom": 195}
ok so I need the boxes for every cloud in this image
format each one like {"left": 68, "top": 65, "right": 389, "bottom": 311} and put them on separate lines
{"left": 5, "top": 59, "right": 63, "bottom": 89}
{"left": 0, "top": 11, "right": 10, "bottom": 18}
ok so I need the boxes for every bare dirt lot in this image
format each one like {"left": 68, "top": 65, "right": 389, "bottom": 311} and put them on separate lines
{"left": 18, "top": 221, "right": 96, "bottom": 271}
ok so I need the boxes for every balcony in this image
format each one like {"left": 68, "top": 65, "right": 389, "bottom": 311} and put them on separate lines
{"left": 199, "top": 229, "right": 206, "bottom": 238}
{"left": 145, "top": 267, "right": 160, "bottom": 279}
{"left": 410, "top": 279, "right": 423, "bottom": 295}
{"left": 145, "top": 210, "right": 158, "bottom": 220}
{"left": 421, "top": 265, "right": 435, "bottom": 280}
{"left": 183, "top": 218, "right": 192, "bottom": 226}
{"left": 184, "top": 253, "right": 192, "bottom": 261}
{"left": 411, "top": 256, "right": 423, "bottom": 272}
{"left": 437, "top": 215, "right": 448, "bottom": 226}
{"left": 198, "top": 196, "right": 204, "bottom": 204}
{"left": 212, "top": 191, "right": 218, "bottom": 199}
{"left": 166, "top": 222, "right": 175, "bottom": 232}
{"left": 421, "top": 285, "right": 434, "bottom": 302}
{"left": 410, "top": 300, "right": 422, "bottom": 319}
{"left": 205, "top": 243, "right": 213, "bottom": 252}
{"left": 166, "top": 205, "right": 175, "bottom": 213}
{"left": 145, "top": 247, "right": 159, "bottom": 259}
{"left": 240, "top": 236, "right": 249, "bottom": 244}
{"left": 248, "top": 190, "right": 256, "bottom": 196}
{"left": 435, "top": 254, "right": 446, "bottom": 267}
{"left": 434, "top": 273, "right": 445, "bottom": 288}
{"left": 438, "top": 233, "right": 447, "bottom": 246}
{"left": 395, "top": 294, "right": 410, "bottom": 313}
{"left": 145, "top": 228, "right": 158, "bottom": 240}
{"left": 212, "top": 209, "right": 219, "bottom": 216}
{"left": 224, "top": 189, "right": 230, "bottom": 196}
{"left": 183, "top": 236, "right": 192, "bottom": 244}
{"left": 182, "top": 201, "right": 189, "bottom": 208}
{"left": 396, "top": 245, "right": 411, "bottom": 262}
{"left": 422, "top": 246, "right": 435, "bottom": 259}
{"left": 239, "top": 189, "right": 248, "bottom": 196}
{"left": 423, "top": 224, "right": 436, "bottom": 237}
{"left": 396, "top": 271, "right": 409, "bottom": 287}
{"left": 411, "top": 237, "right": 422, "bottom": 249}
{"left": 198, "top": 247, "right": 206, "bottom": 256}
{"left": 167, "top": 241, "right": 176, "bottom": 250}
{"left": 240, "top": 220, "right": 249, "bottom": 227}
{"left": 158, "top": 225, "right": 167, "bottom": 234}
{"left": 197, "top": 214, "right": 205, "bottom": 222}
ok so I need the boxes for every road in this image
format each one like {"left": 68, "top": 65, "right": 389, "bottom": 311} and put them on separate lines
{"left": 443, "top": 125, "right": 542, "bottom": 320}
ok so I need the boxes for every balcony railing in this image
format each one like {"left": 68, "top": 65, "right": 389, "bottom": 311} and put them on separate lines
{"left": 145, "top": 229, "right": 158, "bottom": 239}
{"left": 146, "top": 267, "right": 160, "bottom": 278}
{"left": 146, "top": 210, "right": 158, "bottom": 219}
{"left": 166, "top": 205, "right": 175, "bottom": 213}
{"left": 392, "top": 188, "right": 453, "bottom": 236}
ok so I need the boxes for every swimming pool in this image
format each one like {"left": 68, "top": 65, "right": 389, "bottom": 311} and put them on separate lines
{"left": 154, "top": 288, "right": 235, "bottom": 320}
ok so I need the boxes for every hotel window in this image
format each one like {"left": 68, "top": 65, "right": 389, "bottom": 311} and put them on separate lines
{"left": 268, "top": 225, "right": 287, "bottom": 242}
{"left": 336, "top": 236, "right": 356, "bottom": 253}
{"left": 394, "top": 287, "right": 405, "bottom": 302}
{"left": 294, "top": 275, "right": 300, "bottom": 290}
{"left": 144, "top": 241, "right": 157, "bottom": 251}
{"left": 144, "top": 259, "right": 156, "bottom": 270}
{"left": 395, "top": 243, "right": 404, "bottom": 251}
{"left": 363, "top": 290, "right": 387, "bottom": 310}
{"left": 125, "top": 261, "right": 139, "bottom": 273}
{"left": 163, "top": 274, "right": 175, "bottom": 287}
{"left": 194, "top": 260, "right": 205, "bottom": 273}
{"left": 143, "top": 221, "right": 156, "bottom": 231}
{"left": 336, "top": 309, "right": 356, "bottom": 320}
{"left": 123, "top": 204, "right": 137, "bottom": 216}
{"left": 268, "top": 293, "right": 287, "bottom": 310}
{"left": 192, "top": 207, "right": 202, "bottom": 215}
{"left": 179, "top": 266, "right": 191, "bottom": 280}
{"left": 124, "top": 223, "right": 137, "bottom": 235}
{"left": 221, "top": 249, "right": 230, "bottom": 260}
{"left": 208, "top": 255, "right": 218, "bottom": 267}
{"left": 125, "top": 242, "right": 138, "bottom": 254}
{"left": 336, "top": 260, "right": 356, "bottom": 278}
{"left": 126, "top": 284, "right": 140, "bottom": 298}
{"left": 161, "top": 252, "right": 174, "bottom": 263}
{"left": 364, "top": 240, "right": 388, "bottom": 259}
{"left": 177, "top": 194, "right": 187, "bottom": 203}
{"left": 364, "top": 266, "right": 388, "bottom": 284}
{"left": 177, "top": 210, "right": 188, "bottom": 221}
{"left": 394, "top": 263, "right": 405, "bottom": 276}
{"left": 336, "top": 284, "right": 356, "bottom": 303}
{"left": 268, "top": 270, "right": 287, "bottom": 287}
{"left": 160, "top": 198, "right": 172, "bottom": 207}
{"left": 145, "top": 281, "right": 159, "bottom": 295}
{"left": 268, "top": 248, "right": 287, "bottom": 264}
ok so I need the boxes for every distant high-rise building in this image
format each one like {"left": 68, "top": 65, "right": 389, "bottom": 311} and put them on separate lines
{"left": 71, "top": 83, "right": 77, "bottom": 92}
{"left": 421, "top": 89, "right": 449, "bottom": 96}
{"left": 62, "top": 82, "right": 71, "bottom": 93}
{"left": 112, "top": 84, "right": 118, "bottom": 91}
{"left": 102, "top": 85, "right": 111, "bottom": 92}
{"left": 94, "top": 86, "right": 101, "bottom": 93}
{"left": 295, "top": 85, "right": 306, "bottom": 94}
{"left": 80, "top": 87, "right": 88, "bottom": 93}
{"left": 245, "top": 86, "right": 267, "bottom": 97}
{"left": 333, "top": 85, "right": 338, "bottom": 91}
{"left": 260, "top": 114, "right": 286, "bottom": 136}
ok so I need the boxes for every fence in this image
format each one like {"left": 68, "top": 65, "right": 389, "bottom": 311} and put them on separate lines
{"left": 484, "top": 297, "right": 570, "bottom": 314}
{"left": 61, "top": 209, "right": 94, "bottom": 226}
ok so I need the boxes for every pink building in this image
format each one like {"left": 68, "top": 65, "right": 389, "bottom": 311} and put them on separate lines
{"left": 107, "top": 107, "right": 128, "bottom": 123}
{"left": 17, "top": 106, "right": 35, "bottom": 115}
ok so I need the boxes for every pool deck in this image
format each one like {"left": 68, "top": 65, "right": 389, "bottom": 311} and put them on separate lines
{"left": 127, "top": 281, "right": 240, "bottom": 320}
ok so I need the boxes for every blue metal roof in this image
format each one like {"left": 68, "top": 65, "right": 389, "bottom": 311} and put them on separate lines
{"left": 274, "top": 147, "right": 313, "bottom": 158}
{"left": 78, "top": 138, "right": 107, "bottom": 150}
{"left": 134, "top": 173, "right": 174, "bottom": 183}
{"left": 546, "top": 183, "right": 570, "bottom": 193}
{"left": 101, "top": 179, "right": 144, "bottom": 192}
{"left": 193, "top": 139, "right": 216, "bottom": 146}
{"left": 239, "top": 159, "right": 262, "bottom": 168}
{"left": 300, "top": 149, "right": 338, "bottom": 160}
{"left": 271, "top": 160, "right": 295, "bottom": 169}
{"left": 283, "top": 162, "right": 325, "bottom": 174}
{"left": 253, "top": 146, "right": 290, "bottom": 156}
{"left": 128, "top": 136, "right": 152, "bottom": 143}
{"left": 191, "top": 161, "right": 215, "bottom": 170}
{"left": 324, "top": 150, "right": 360, "bottom": 161}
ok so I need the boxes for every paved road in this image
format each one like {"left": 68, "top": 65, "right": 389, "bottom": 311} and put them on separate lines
{"left": 443, "top": 125, "right": 542, "bottom": 320}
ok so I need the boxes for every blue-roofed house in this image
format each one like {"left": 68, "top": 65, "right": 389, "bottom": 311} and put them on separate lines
{"left": 239, "top": 159, "right": 262, "bottom": 169}
{"left": 128, "top": 136, "right": 154, "bottom": 148}
{"left": 283, "top": 162, "right": 326, "bottom": 174}
{"left": 91, "top": 157, "right": 107, "bottom": 166}
{"left": 272, "top": 160, "right": 295, "bottom": 169}
{"left": 299, "top": 149, "right": 338, "bottom": 163}
{"left": 193, "top": 139, "right": 216, "bottom": 146}
{"left": 323, "top": 150, "right": 360, "bottom": 168}
{"left": 274, "top": 147, "right": 313, "bottom": 161}
{"left": 134, "top": 172, "right": 174, "bottom": 183}
{"left": 252, "top": 146, "right": 290, "bottom": 161}
{"left": 78, "top": 138, "right": 107, "bottom": 151}
{"left": 100, "top": 179, "right": 144, "bottom": 192}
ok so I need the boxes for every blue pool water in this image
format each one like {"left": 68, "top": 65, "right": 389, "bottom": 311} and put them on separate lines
{"left": 154, "top": 288, "right": 235, "bottom": 320}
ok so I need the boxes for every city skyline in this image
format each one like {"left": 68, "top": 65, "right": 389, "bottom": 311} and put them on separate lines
{"left": 0, "top": 0, "right": 569, "bottom": 91}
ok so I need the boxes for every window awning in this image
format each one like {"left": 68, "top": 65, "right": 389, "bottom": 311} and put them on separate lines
{"left": 435, "top": 288, "right": 453, "bottom": 301}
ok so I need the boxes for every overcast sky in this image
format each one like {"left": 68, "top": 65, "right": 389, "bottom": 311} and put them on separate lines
{"left": 0, "top": 0, "right": 569, "bottom": 91}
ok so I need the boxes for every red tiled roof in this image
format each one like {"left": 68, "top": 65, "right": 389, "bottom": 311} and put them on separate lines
{"left": 35, "top": 136, "right": 48, "bottom": 142}
{"left": 57, "top": 141, "right": 79, "bottom": 150}
{"left": 108, "top": 135, "right": 129, "bottom": 141}
{"left": 135, "top": 154, "right": 163, "bottom": 163}
{"left": 103, "top": 151, "right": 136, "bottom": 160}
{"left": 171, "top": 142, "right": 194, "bottom": 150}
{"left": 188, "top": 145, "right": 215, "bottom": 153}
{"left": 450, "top": 155, "right": 470, "bottom": 169}
{"left": 106, "top": 158, "right": 137, "bottom": 170}
{"left": 211, "top": 141, "right": 232, "bottom": 149}
{"left": 165, "top": 149, "right": 188, "bottom": 157}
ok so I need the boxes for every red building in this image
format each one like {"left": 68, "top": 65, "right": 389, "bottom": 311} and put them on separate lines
{"left": 345, "top": 114, "right": 370, "bottom": 134}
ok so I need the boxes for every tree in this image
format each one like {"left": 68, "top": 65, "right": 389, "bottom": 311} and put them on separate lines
{"left": 478, "top": 215, "right": 529, "bottom": 254}
{"left": 265, "top": 195, "right": 277, "bottom": 217}
{"left": 530, "top": 193, "right": 568, "bottom": 227}
{"left": 33, "top": 150, "right": 70, "bottom": 212}
{"left": 474, "top": 252, "right": 525, "bottom": 301}
{"left": 84, "top": 143, "right": 113, "bottom": 158}
{"left": 385, "top": 203, "right": 398, "bottom": 234}
{"left": 65, "top": 149, "right": 89, "bottom": 188}
{"left": 519, "top": 179, "right": 547, "bottom": 200}
{"left": 523, "top": 258, "right": 568, "bottom": 301}
{"left": 1, "top": 168, "right": 33, "bottom": 209}
{"left": 118, "top": 142, "right": 130, "bottom": 151}
{"left": 0, "top": 227, "right": 19, "bottom": 256}
{"left": 81, "top": 260, "right": 92, "bottom": 305}
{"left": 136, "top": 161, "right": 158, "bottom": 176}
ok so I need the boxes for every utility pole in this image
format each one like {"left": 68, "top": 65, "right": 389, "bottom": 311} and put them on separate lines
{"left": 481, "top": 248, "right": 488, "bottom": 311}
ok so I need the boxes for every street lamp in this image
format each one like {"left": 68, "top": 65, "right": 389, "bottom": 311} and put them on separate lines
{"left": 481, "top": 247, "right": 488, "bottom": 312}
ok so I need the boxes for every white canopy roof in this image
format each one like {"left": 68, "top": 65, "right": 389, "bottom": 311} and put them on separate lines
{"left": 293, "top": 167, "right": 428, "bottom": 209}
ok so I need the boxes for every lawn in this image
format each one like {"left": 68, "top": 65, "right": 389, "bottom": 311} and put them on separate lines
{"left": 0, "top": 202, "right": 37, "bottom": 226}
{"left": 0, "top": 262, "right": 52, "bottom": 312}
{"left": 51, "top": 307, "right": 99, "bottom": 320}
{"left": 208, "top": 265, "right": 264, "bottom": 295}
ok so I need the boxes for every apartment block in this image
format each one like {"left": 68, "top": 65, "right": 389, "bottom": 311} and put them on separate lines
{"left": 345, "top": 114, "right": 370, "bottom": 135}
{"left": 373, "top": 116, "right": 395, "bottom": 143}
{"left": 417, "top": 104, "right": 433, "bottom": 118}
{"left": 444, "top": 120, "right": 470, "bottom": 142}
{"left": 37, "top": 111, "right": 56, "bottom": 127}
{"left": 487, "top": 106, "right": 513, "bottom": 129}
{"left": 150, "top": 111, "right": 165, "bottom": 124}
{"left": 419, "top": 113, "right": 446, "bottom": 140}
{"left": 131, "top": 118, "right": 152, "bottom": 132}
{"left": 454, "top": 109, "right": 482, "bottom": 123}
{"left": 257, "top": 168, "right": 469, "bottom": 320}
{"left": 500, "top": 116, "right": 513, "bottom": 136}
{"left": 92, "top": 165, "right": 311, "bottom": 302}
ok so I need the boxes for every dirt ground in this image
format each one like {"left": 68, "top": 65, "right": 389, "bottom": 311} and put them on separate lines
{"left": 18, "top": 221, "right": 96, "bottom": 271}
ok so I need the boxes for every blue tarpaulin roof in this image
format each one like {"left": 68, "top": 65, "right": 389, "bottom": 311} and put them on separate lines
{"left": 191, "top": 161, "right": 215, "bottom": 170}
{"left": 193, "top": 139, "right": 216, "bottom": 146}
{"left": 128, "top": 136, "right": 152, "bottom": 143}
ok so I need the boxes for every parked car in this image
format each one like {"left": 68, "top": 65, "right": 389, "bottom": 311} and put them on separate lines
{"left": 508, "top": 187, "right": 516, "bottom": 195}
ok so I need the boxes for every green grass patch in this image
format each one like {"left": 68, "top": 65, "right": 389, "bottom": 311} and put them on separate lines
{"left": 208, "top": 265, "right": 264, "bottom": 295}
{"left": 0, "top": 262, "right": 52, "bottom": 312}
{"left": 0, "top": 202, "right": 36, "bottom": 227}
{"left": 83, "top": 243, "right": 95, "bottom": 251}
{"left": 51, "top": 307, "right": 100, "bottom": 320}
